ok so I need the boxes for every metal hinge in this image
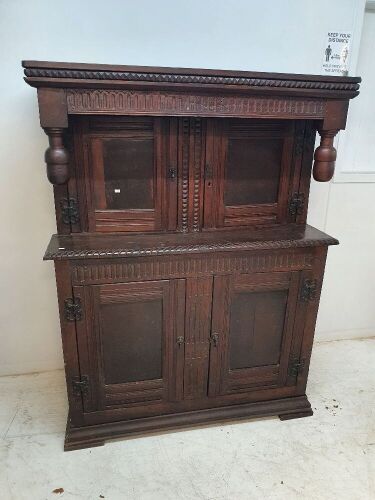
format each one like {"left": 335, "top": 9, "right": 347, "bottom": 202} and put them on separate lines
{"left": 288, "top": 357, "right": 305, "bottom": 377}
{"left": 72, "top": 375, "right": 89, "bottom": 397}
{"left": 300, "top": 279, "right": 318, "bottom": 302}
{"left": 64, "top": 297, "right": 82, "bottom": 321}
{"left": 288, "top": 193, "right": 305, "bottom": 216}
{"left": 60, "top": 197, "right": 80, "bottom": 225}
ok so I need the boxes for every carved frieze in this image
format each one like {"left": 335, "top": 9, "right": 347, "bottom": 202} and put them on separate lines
{"left": 66, "top": 89, "right": 325, "bottom": 119}
{"left": 70, "top": 250, "right": 314, "bottom": 284}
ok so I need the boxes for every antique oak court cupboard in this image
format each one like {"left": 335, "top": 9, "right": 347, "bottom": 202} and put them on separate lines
{"left": 23, "top": 61, "right": 360, "bottom": 450}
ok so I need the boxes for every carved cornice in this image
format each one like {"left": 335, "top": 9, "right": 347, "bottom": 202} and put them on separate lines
{"left": 44, "top": 236, "right": 338, "bottom": 260}
{"left": 24, "top": 67, "right": 360, "bottom": 93}
{"left": 66, "top": 89, "right": 325, "bottom": 118}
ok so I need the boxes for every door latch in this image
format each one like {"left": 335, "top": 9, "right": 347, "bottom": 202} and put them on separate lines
{"left": 176, "top": 336, "right": 184, "bottom": 347}
{"left": 168, "top": 168, "right": 177, "bottom": 180}
{"left": 210, "top": 333, "right": 219, "bottom": 347}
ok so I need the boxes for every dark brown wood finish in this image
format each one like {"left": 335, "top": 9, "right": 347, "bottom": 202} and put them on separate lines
{"left": 23, "top": 60, "right": 360, "bottom": 98}
{"left": 24, "top": 61, "right": 359, "bottom": 450}
{"left": 183, "top": 277, "right": 213, "bottom": 399}
{"left": 24, "top": 61, "right": 360, "bottom": 187}
{"left": 44, "top": 224, "right": 338, "bottom": 260}
{"left": 208, "top": 271, "right": 302, "bottom": 397}
{"left": 203, "top": 119, "right": 300, "bottom": 228}
{"left": 73, "top": 279, "right": 185, "bottom": 418}
{"left": 82, "top": 116, "right": 174, "bottom": 232}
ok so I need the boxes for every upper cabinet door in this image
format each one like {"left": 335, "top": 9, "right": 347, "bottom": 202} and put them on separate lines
{"left": 82, "top": 117, "right": 178, "bottom": 232}
{"left": 203, "top": 119, "right": 301, "bottom": 229}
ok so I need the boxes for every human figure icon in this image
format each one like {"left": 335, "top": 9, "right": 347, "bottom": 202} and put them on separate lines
{"left": 342, "top": 45, "right": 349, "bottom": 64}
{"left": 325, "top": 44, "right": 332, "bottom": 62}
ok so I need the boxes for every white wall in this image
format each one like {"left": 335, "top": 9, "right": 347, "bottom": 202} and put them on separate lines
{"left": 312, "top": 5, "right": 375, "bottom": 340}
{"left": 335, "top": 5, "right": 375, "bottom": 181}
{"left": 0, "top": 0, "right": 372, "bottom": 376}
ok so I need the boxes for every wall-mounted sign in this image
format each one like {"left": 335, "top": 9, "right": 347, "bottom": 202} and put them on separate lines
{"left": 322, "top": 31, "right": 352, "bottom": 75}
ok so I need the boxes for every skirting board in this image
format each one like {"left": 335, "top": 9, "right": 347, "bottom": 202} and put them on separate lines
{"left": 316, "top": 329, "right": 375, "bottom": 342}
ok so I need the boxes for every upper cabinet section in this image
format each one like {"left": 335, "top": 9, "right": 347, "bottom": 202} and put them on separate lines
{"left": 69, "top": 116, "right": 313, "bottom": 233}
{"left": 23, "top": 60, "right": 360, "bottom": 234}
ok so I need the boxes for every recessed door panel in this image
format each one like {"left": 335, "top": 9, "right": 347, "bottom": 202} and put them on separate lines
{"left": 224, "top": 136, "right": 283, "bottom": 206}
{"left": 74, "top": 279, "right": 185, "bottom": 415}
{"left": 229, "top": 289, "right": 288, "bottom": 370}
{"left": 208, "top": 271, "right": 304, "bottom": 397}
{"left": 204, "top": 119, "right": 299, "bottom": 228}
{"left": 100, "top": 136, "right": 154, "bottom": 210}
{"left": 100, "top": 298, "right": 162, "bottom": 385}
{"left": 84, "top": 116, "right": 177, "bottom": 232}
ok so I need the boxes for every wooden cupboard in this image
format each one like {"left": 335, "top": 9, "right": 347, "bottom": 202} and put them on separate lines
{"left": 23, "top": 60, "right": 360, "bottom": 450}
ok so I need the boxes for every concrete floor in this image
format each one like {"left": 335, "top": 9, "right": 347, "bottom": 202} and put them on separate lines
{"left": 0, "top": 338, "right": 374, "bottom": 500}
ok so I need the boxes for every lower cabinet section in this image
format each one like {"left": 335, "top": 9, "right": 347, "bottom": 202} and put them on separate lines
{"left": 55, "top": 247, "right": 327, "bottom": 450}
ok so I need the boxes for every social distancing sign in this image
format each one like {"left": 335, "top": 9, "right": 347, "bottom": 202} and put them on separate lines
{"left": 322, "top": 31, "right": 352, "bottom": 76}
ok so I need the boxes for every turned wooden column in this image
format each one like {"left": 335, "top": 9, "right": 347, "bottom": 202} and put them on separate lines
{"left": 44, "top": 127, "right": 69, "bottom": 185}
{"left": 313, "top": 129, "right": 339, "bottom": 182}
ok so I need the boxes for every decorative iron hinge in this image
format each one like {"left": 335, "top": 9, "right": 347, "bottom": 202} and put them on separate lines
{"left": 288, "top": 193, "right": 305, "bottom": 216}
{"left": 288, "top": 357, "right": 305, "bottom": 377}
{"left": 300, "top": 279, "right": 318, "bottom": 302}
{"left": 72, "top": 375, "right": 89, "bottom": 397}
{"left": 60, "top": 197, "right": 80, "bottom": 225}
{"left": 64, "top": 297, "right": 82, "bottom": 321}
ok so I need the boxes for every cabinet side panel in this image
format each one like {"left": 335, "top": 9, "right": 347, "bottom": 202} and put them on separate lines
{"left": 54, "top": 261, "right": 84, "bottom": 425}
{"left": 296, "top": 247, "right": 328, "bottom": 393}
{"left": 296, "top": 121, "right": 316, "bottom": 224}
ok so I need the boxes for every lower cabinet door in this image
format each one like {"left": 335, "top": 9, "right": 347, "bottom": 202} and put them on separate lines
{"left": 208, "top": 271, "right": 306, "bottom": 397}
{"left": 73, "top": 279, "right": 185, "bottom": 415}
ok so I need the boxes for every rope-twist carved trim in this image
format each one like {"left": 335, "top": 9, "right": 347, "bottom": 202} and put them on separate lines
{"left": 24, "top": 68, "right": 360, "bottom": 92}
{"left": 44, "top": 237, "right": 338, "bottom": 260}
